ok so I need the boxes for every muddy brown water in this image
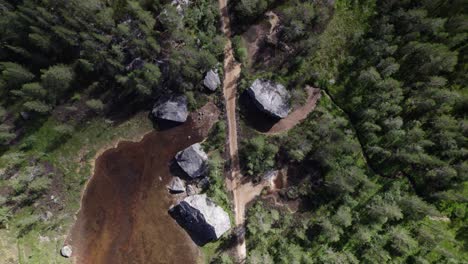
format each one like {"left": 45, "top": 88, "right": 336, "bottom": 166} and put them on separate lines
{"left": 67, "top": 103, "right": 220, "bottom": 264}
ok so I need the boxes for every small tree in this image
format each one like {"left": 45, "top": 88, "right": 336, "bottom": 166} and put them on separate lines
{"left": 388, "top": 226, "right": 418, "bottom": 256}
{"left": 41, "top": 64, "right": 74, "bottom": 105}
{"left": 23, "top": 100, "right": 50, "bottom": 113}
{"left": 29, "top": 176, "right": 52, "bottom": 194}
{"left": 0, "top": 62, "right": 35, "bottom": 94}
{"left": 241, "top": 136, "right": 278, "bottom": 178}
{"left": 86, "top": 99, "right": 104, "bottom": 112}
{"left": 0, "top": 106, "right": 6, "bottom": 120}
{"left": 0, "top": 131, "right": 15, "bottom": 145}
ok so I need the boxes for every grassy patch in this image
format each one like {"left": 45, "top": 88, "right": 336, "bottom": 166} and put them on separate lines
{"left": 0, "top": 112, "right": 153, "bottom": 263}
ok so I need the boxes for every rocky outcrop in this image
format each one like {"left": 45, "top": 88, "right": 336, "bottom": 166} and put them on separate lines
{"left": 175, "top": 143, "right": 207, "bottom": 178}
{"left": 169, "top": 194, "right": 231, "bottom": 245}
{"left": 167, "top": 177, "right": 185, "bottom": 193}
{"left": 203, "top": 70, "right": 221, "bottom": 91}
{"left": 248, "top": 79, "right": 291, "bottom": 118}
{"left": 152, "top": 95, "right": 188, "bottom": 123}
{"left": 60, "top": 245, "right": 72, "bottom": 258}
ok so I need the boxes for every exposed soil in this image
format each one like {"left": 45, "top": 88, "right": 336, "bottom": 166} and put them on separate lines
{"left": 67, "top": 103, "right": 219, "bottom": 264}
{"left": 242, "top": 11, "right": 281, "bottom": 69}
{"left": 243, "top": 22, "right": 270, "bottom": 68}
{"left": 219, "top": 0, "right": 246, "bottom": 261}
{"left": 240, "top": 86, "right": 321, "bottom": 134}
{"left": 266, "top": 86, "right": 321, "bottom": 134}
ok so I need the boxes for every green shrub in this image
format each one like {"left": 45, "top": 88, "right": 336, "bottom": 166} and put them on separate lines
{"left": 232, "top": 36, "right": 247, "bottom": 64}
{"left": 240, "top": 136, "right": 278, "bottom": 179}
{"left": 85, "top": 99, "right": 104, "bottom": 112}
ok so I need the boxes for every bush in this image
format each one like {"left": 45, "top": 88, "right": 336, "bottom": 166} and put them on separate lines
{"left": 29, "top": 176, "right": 52, "bottom": 194}
{"left": 203, "top": 121, "right": 226, "bottom": 151}
{"left": 24, "top": 100, "right": 50, "bottom": 113}
{"left": 86, "top": 99, "right": 104, "bottom": 112}
{"left": 0, "top": 131, "right": 15, "bottom": 144}
{"left": 240, "top": 136, "right": 278, "bottom": 179}
{"left": 232, "top": 36, "right": 247, "bottom": 64}
{"left": 0, "top": 106, "right": 6, "bottom": 120}
{"left": 41, "top": 64, "right": 74, "bottom": 105}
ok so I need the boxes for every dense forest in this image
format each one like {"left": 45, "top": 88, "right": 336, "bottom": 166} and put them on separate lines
{"left": 0, "top": 0, "right": 223, "bottom": 133}
{"left": 232, "top": 0, "right": 467, "bottom": 263}
{"left": 0, "top": 0, "right": 466, "bottom": 263}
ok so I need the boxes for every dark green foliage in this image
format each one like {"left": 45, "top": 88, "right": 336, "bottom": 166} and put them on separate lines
{"left": 85, "top": 99, "right": 104, "bottom": 112}
{"left": 335, "top": 0, "right": 467, "bottom": 198}
{"left": 203, "top": 121, "right": 226, "bottom": 152}
{"left": 232, "top": 36, "right": 247, "bottom": 63}
{"left": 246, "top": 92, "right": 467, "bottom": 262}
{"left": 0, "top": 62, "right": 34, "bottom": 98}
{"left": 233, "top": 0, "right": 276, "bottom": 25}
{"left": 240, "top": 136, "right": 278, "bottom": 179}
{"left": 0, "top": 0, "right": 223, "bottom": 125}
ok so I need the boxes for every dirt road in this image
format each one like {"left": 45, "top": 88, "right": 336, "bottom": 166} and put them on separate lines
{"left": 218, "top": 0, "right": 247, "bottom": 261}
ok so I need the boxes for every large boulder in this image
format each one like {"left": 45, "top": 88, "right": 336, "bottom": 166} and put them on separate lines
{"left": 248, "top": 79, "right": 291, "bottom": 118}
{"left": 203, "top": 70, "right": 221, "bottom": 91}
{"left": 175, "top": 143, "right": 207, "bottom": 178}
{"left": 169, "top": 194, "right": 231, "bottom": 245}
{"left": 152, "top": 95, "right": 188, "bottom": 123}
{"left": 167, "top": 177, "right": 185, "bottom": 193}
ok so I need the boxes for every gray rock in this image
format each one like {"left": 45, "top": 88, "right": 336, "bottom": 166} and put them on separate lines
{"left": 203, "top": 70, "right": 221, "bottom": 91}
{"left": 152, "top": 95, "right": 188, "bottom": 123}
{"left": 60, "top": 245, "right": 72, "bottom": 258}
{"left": 248, "top": 79, "right": 291, "bottom": 118}
{"left": 175, "top": 143, "right": 207, "bottom": 178}
{"left": 263, "top": 170, "right": 278, "bottom": 180}
{"left": 169, "top": 194, "right": 231, "bottom": 245}
{"left": 167, "top": 177, "right": 185, "bottom": 193}
{"left": 197, "top": 177, "right": 210, "bottom": 190}
{"left": 186, "top": 184, "right": 199, "bottom": 195}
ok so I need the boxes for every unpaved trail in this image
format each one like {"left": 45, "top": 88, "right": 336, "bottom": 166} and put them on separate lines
{"left": 265, "top": 86, "right": 321, "bottom": 134}
{"left": 218, "top": 2, "right": 309, "bottom": 262}
{"left": 218, "top": 0, "right": 247, "bottom": 261}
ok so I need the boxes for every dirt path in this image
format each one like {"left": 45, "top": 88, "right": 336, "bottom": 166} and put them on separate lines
{"left": 218, "top": 3, "right": 317, "bottom": 262}
{"left": 218, "top": 0, "right": 247, "bottom": 261}
{"left": 265, "top": 86, "right": 321, "bottom": 134}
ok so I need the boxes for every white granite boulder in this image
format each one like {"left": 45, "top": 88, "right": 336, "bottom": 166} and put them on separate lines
{"left": 169, "top": 194, "right": 231, "bottom": 245}
{"left": 248, "top": 79, "right": 291, "bottom": 118}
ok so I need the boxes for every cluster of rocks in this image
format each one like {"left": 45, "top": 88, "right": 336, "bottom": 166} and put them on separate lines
{"left": 167, "top": 142, "right": 208, "bottom": 194}
{"left": 150, "top": 70, "right": 220, "bottom": 125}
{"left": 248, "top": 79, "right": 291, "bottom": 119}
{"left": 165, "top": 142, "right": 231, "bottom": 245}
